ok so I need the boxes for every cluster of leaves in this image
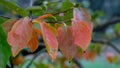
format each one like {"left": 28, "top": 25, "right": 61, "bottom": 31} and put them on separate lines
{"left": 0, "top": 1, "right": 94, "bottom": 67}
{"left": 2, "top": 0, "right": 119, "bottom": 67}
{"left": 5, "top": 8, "right": 92, "bottom": 62}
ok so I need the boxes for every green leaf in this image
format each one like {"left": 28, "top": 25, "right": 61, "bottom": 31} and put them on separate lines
{"left": 62, "top": 0, "right": 73, "bottom": 21}
{"left": 26, "top": 6, "right": 42, "bottom": 11}
{"left": 64, "top": 10, "right": 73, "bottom": 21}
{"left": 0, "top": 0, "right": 28, "bottom": 17}
{"left": 35, "top": 63, "right": 47, "bottom": 68}
{"left": 0, "top": 25, "right": 11, "bottom": 68}
{"left": 0, "top": 17, "right": 7, "bottom": 24}
{"left": 89, "top": 43, "right": 102, "bottom": 55}
{"left": 115, "top": 23, "right": 120, "bottom": 35}
{"left": 62, "top": 0, "right": 73, "bottom": 11}
{"left": 26, "top": 6, "right": 46, "bottom": 17}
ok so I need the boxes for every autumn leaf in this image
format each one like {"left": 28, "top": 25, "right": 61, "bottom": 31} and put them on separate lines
{"left": 40, "top": 22, "right": 58, "bottom": 61}
{"left": 106, "top": 52, "right": 114, "bottom": 63}
{"left": 83, "top": 51, "right": 96, "bottom": 62}
{"left": 34, "top": 27, "right": 43, "bottom": 37}
{"left": 72, "top": 8, "right": 93, "bottom": 51}
{"left": 58, "top": 26, "right": 77, "bottom": 60}
{"left": 2, "top": 19, "right": 17, "bottom": 33}
{"left": 7, "top": 17, "right": 33, "bottom": 57}
{"left": 54, "top": 23, "right": 64, "bottom": 29}
{"left": 33, "top": 14, "right": 56, "bottom": 23}
{"left": 27, "top": 30, "right": 38, "bottom": 52}
{"left": 12, "top": 55, "right": 24, "bottom": 65}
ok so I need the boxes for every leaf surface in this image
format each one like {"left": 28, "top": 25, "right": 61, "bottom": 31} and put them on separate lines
{"left": 27, "top": 30, "right": 38, "bottom": 52}
{"left": 0, "top": 25, "right": 11, "bottom": 68}
{"left": 7, "top": 17, "right": 33, "bottom": 57}
{"left": 40, "top": 22, "right": 58, "bottom": 61}
{"left": 2, "top": 19, "right": 17, "bottom": 33}
{"left": 72, "top": 8, "right": 93, "bottom": 51}
{"left": 0, "top": 0, "right": 28, "bottom": 17}
{"left": 58, "top": 26, "right": 77, "bottom": 60}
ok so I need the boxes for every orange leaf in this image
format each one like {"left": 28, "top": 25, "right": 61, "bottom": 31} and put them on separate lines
{"left": 40, "top": 22, "right": 58, "bottom": 61}
{"left": 106, "top": 52, "right": 114, "bottom": 63}
{"left": 83, "top": 51, "right": 96, "bottom": 62}
{"left": 12, "top": 55, "right": 24, "bottom": 65}
{"left": 72, "top": 8, "right": 93, "bottom": 51}
{"left": 34, "top": 27, "right": 43, "bottom": 37}
{"left": 7, "top": 17, "right": 33, "bottom": 57}
{"left": 58, "top": 26, "right": 77, "bottom": 60}
{"left": 54, "top": 23, "right": 64, "bottom": 29}
{"left": 27, "top": 30, "right": 38, "bottom": 52}
{"left": 33, "top": 14, "right": 54, "bottom": 23}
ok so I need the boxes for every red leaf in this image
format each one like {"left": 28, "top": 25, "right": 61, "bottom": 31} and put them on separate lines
{"left": 72, "top": 8, "right": 93, "bottom": 51}
{"left": 7, "top": 17, "right": 33, "bottom": 57}
{"left": 40, "top": 22, "right": 58, "bottom": 61}
{"left": 58, "top": 26, "right": 77, "bottom": 60}
{"left": 27, "top": 30, "right": 38, "bottom": 52}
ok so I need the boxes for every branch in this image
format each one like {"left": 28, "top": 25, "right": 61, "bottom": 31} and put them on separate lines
{"left": 92, "top": 39, "right": 120, "bottom": 54}
{"left": 107, "top": 42, "right": 120, "bottom": 54}
{"left": 26, "top": 48, "right": 46, "bottom": 68}
{"left": 21, "top": 45, "right": 45, "bottom": 56}
{"left": 53, "top": 7, "right": 73, "bottom": 16}
{"left": 93, "top": 17, "right": 120, "bottom": 32}
{"left": 10, "top": 57, "right": 14, "bottom": 68}
{"left": 48, "top": 19, "right": 72, "bottom": 23}
{"left": 21, "top": 43, "right": 83, "bottom": 68}
{"left": 0, "top": 15, "right": 11, "bottom": 19}
{"left": 73, "top": 58, "right": 83, "bottom": 68}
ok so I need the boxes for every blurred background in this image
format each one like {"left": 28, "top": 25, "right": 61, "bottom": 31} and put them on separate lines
{"left": 0, "top": 0, "right": 120, "bottom": 68}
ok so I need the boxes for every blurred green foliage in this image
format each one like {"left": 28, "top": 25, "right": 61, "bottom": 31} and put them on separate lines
{"left": 0, "top": 0, "right": 28, "bottom": 17}
{"left": 115, "top": 23, "right": 120, "bottom": 35}
{"left": 0, "top": 17, "right": 7, "bottom": 24}
{"left": 0, "top": 25, "right": 11, "bottom": 68}
{"left": 0, "top": 0, "right": 120, "bottom": 68}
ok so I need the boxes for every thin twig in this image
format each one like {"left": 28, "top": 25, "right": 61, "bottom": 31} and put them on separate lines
{"left": 26, "top": 48, "right": 46, "bottom": 68}
{"left": 53, "top": 4, "right": 78, "bottom": 16}
{"left": 10, "top": 57, "right": 14, "bottom": 68}
{"left": 48, "top": 19, "right": 72, "bottom": 23}
{"left": 53, "top": 7, "right": 73, "bottom": 16}
{"left": 92, "top": 39, "right": 120, "bottom": 54}
{"left": 107, "top": 42, "right": 120, "bottom": 54}
{"left": 29, "top": 0, "right": 34, "bottom": 21}
{"left": 94, "top": 17, "right": 120, "bottom": 32}
{"left": 73, "top": 58, "right": 83, "bottom": 68}
{"left": 0, "top": 15, "right": 11, "bottom": 19}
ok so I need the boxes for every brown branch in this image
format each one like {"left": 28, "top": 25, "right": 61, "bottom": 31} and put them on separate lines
{"left": 53, "top": 7, "right": 73, "bottom": 16}
{"left": 48, "top": 19, "right": 72, "bottom": 23}
{"left": 92, "top": 39, "right": 120, "bottom": 54}
{"left": 22, "top": 43, "right": 83, "bottom": 68}
{"left": 0, "top": 15, "right": 11, "bottom": 19}
{"left": 93, "top": 17, "right": 120, "bottom": 32}
{"left": 26, "top": 48, "right": 46, "bottom": 68}
{"left": 73, "top": 58, "right": 83, "bottom": 68}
